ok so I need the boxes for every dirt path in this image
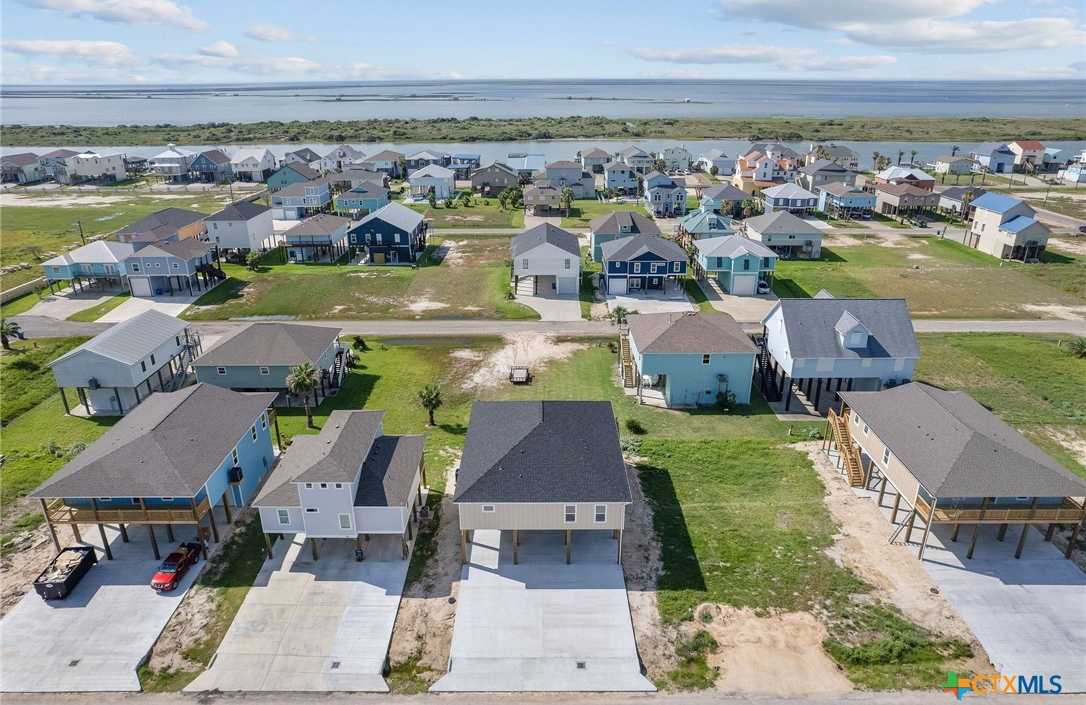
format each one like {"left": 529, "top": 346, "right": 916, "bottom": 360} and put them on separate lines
{"left": 0, "top": 525, "right": 60, "bottom": 619}
{"left": 457, "top": 333, "right": 586, "bottom": 389}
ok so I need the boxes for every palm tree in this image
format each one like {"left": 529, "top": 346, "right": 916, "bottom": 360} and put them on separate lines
{"left": 951, "top": 145, "right": 960, "bottom": 157}
{"left": 418, "top": 384, "right": 442, "bottom": 426}
{"left": 0, "top": 320, "right": 21, "bottom": 350}
{"left": 872, "top": 151, "right": 881, "bottom": 171}
{"left": 909, "top": 149, "right": 918, "bottom": 166}
{"left": 560, "top": 187, "right": 575, "bottom": 217}
{"left": 286, "top": 362, "right": 320, "bottom": 428}
{"left": 897, "top": 150, "right": 905, "bottom": 165}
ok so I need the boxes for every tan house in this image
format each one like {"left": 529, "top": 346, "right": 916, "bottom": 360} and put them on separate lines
{"left": 1008, "top": 140, "right": 1046, "bottom": 169}
{"left": 470, "top": 163, "right": 519, "bottom": 195}
{"left": 523, "top": 182, "right": 562, "bottom": 215}
{"left": 874, "top": 183, "right": 939, "bottom": 217}
{"left": 964, "top": 192, "right": 1049, "bottom": 261}
{"left": 113, "top": 208, "right": 207, "bottom": 247}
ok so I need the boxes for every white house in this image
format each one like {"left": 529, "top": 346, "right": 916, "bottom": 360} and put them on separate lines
{"left": 541, "top": 160, "right": 595, "bottom": 199}
{"left": 615, "top": 145, "right": 655, "bottom": 174}
{"left": 693, "top": 148, "right": 735, "bottom": 176}
{"left": 320, "top": 144, "right": 367, "bottom": 172}
{"left": 149, "top": 144, "right": 196, "bottom": 180}
{"left": 643, "top": 171, "right": 687, "bottom": 217}
{"left": 230, "top": 147, "right": 276, "bottom": 182}
{"left": 283, "top": 147, "right": 323, "bottom": 170}
{"left": 658, "top": 146, "right": 692, "bottom": 171}
{"left": 204, "top": 200, "right": 275, "bottom": 252}
{"left": 964, "top": 192, "right": 1049, "bottom": 261}
{"left": 510, "top": 223, "right": 581, "bottom": 297}
{"left": 408, "top": 164, "right": 456, "bottom": 200}
{"left": 743, "top": 210, "right": 823, "bottom": 259}
{"left": 1057, "top": 161, "right": 1086, "bottom": 185}
{"left": 578, "top": 147, "right": 611, "bottom": 173}
{"left": 1008, "top": 140, "right": 1046, "bottom": 169}
{"left": 760, "top": 183, "right": 818, "bottom": 214}
{"left": 55, "top": 151, "right": 128, "bottom": 184}
{"left": 932, "top": 155, "right": 977, "bottom": 175}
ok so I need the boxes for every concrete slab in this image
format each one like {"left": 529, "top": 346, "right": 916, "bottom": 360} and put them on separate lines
{"left": 96, "top": 291, "right": 205, "bottom": 322}
{"left": 606, "top": 282, "right": 693, "bottom": 316}
{"left": 0, "top": 525, "right": 201, "bottom": 693}
{"left": 24, "top": 289, "right": 117, "bottom": 320}
{"left": 516, "top": 290, "right": 582, "bottom": 322}
{"left": 185, "top": 533, "right": 408, "bottom": 693}
{"left": 696, "top": 279, "right": 777, "bottom": 323}
{"left": 431, "top": 529, "right": 655, "bottom": 692}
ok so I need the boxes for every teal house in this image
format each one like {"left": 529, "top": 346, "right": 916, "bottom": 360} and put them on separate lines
{"left": 267, "top": 162, "right": 319, "bottom": 191}
{"left": 333, "top": 183, "right": 389, "bottom": 217}
{"left": 621, "top": 311, "right": 757, "bottom": 408}
{"left": 677, "top": 205, "right": 734, "bottom": 246}
{"left": 693, "top": 235, "right": 776, "bottom": 296}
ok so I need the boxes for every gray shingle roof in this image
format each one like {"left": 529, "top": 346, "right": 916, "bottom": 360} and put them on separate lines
{"left": 702, "top": 184, "right": 748, "bottom": 202}
{"left": 115, "top": 208, "right": 205, "bottom": 242}
{"left": 511, "top": 223, "right": 580, "bottom": 257}
{"left": 588, "top": 211, "right": 661, "bottom": 237}
{"left": 354, "top": 435, "right": 424, "bottom": 506}
{"left": 3, "top": 152, "right": 39, "bottom": 166}
{"left": 283, "top": 213, "right": 349, "bottom": 237}
{"left": 50, "top": 310, "right": 187, "bottom": 368}
{"left": 799, "top": 159, "right": 851, "bottom": 175}
{"left": 205, "top": 200, "right": 270, "bottom": 221}
{"left": 278, "top": 162, "right": 320, "bottom": 180}
{"left": 455, "top": 401, "right": 631, "bottom": 504}
{"left": 581, "top": 148, "right": 610, "bottom": 158}
{"left": 840, "top": 383, "right": 1086, "bottom": 498}
{"left": 198, "top": 149, "right": 231, "bottom": 165}
{"left": 600, "top": 233, "right": 685, "bottom": 262}
{"left": 629, "top": 311, "right": 756, "bottom": 355}
{"left": 287, "top": 147, "right": 321, "bottom": 162}
{"left": 195, "top": 322, "right": 340, "bottom": 367}
{"left": 139, "top": 237, "right": 213, "bottom": 260}
{"left": 818, "top": 182, "right": 867, "bottom": 197}
{"left": 743, "top": 210, "right": 822, "bottom": 236}
{"left": 351, "top": 202, "right": 424, "bottom": 234}
{"left": 769, "top": 298, "right": 919, "bottom": 360}
{"left": 31, "top": 384, "right": 275, "bottom": 499}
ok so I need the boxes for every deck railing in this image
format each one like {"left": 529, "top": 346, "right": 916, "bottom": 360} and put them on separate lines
{"left": 916, "top": 495, "right": 1084, "bottom": 524}
{"left": 45, "top": 496, "right": 211, "bottom": 525}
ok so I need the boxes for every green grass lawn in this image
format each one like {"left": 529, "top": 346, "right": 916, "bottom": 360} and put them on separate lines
{"left": 182, "top": 236, "right": 537, "bottom": 321}
{"left": 579, "top": 246, "right": 601, "bottom": 319}
{"left": 407, "top": 201, "right": 524, "bottom": 229}
{"left": 66, "top": 292, "right": 130, "bottom": 321}
{"left": 771, "top": 237, "right": 1085, "bottom": 318}
{"left": 560, "top": 200, "right": 643, "bottom": 228}
{"left": 1027, "top": 195, "right": 1086, "bottom": 222}
{"left": 682, "top": 278, "right": 714, "bottom": 311}
{"left": 871, "top": 213, "right": 910, "bottom": 229}
{"left": 0, "top": 287, "right": 55, "bottom": 318}
{"left": 0, "top": 336, "right": 87, "bottom": 425}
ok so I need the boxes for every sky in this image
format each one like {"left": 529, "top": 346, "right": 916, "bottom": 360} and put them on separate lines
{"left": 1, "top": 0, "right": 1084, "bottom": 84}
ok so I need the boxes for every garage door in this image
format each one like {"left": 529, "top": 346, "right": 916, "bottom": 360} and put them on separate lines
{"left": 730, "top": 274, "right": 757, "bottom": 296}
{"left": 556, "top": 275, "right": 577, "bottom": 295}
{"left": 609, "top": 277, "right": 627, "bottom": 295}
{"left": 130, "top": 277, "right": 152, "bottom": 297}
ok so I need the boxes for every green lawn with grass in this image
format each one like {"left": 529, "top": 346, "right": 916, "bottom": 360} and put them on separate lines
{"left": 0, "top": 336, "right": 87, "bottom": 425}
{"left": 579, "top": 245, "right": 601, "bottom": 319}
{"left": 0, "top": 289, "right": 51, "bottom": 318}
{"left": 771, "top": 237, "right": 1085, "bottom": 318}
{"left": 66, "top": 292, "right": 130, "bottom": 322}
{"left": 407, "top": 201, "right": 524, "bottom": 229}
{"left": 1027, "top": 195, "right": 1086, "bottom": 222}
{"left": 560, "top": 200, "right": 643, "bottom": 228}
{"left": 682, "top": 278, "right": 714, "bottom": 311}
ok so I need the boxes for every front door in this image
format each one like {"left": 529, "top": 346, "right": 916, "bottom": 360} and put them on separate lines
{"left": 647, "top": 277, "right": 661, "bottom": 289}
{"left": 629, "top": 277, "right": 642, "bottom": 290}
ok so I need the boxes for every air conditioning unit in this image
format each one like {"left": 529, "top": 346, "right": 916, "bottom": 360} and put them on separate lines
{"left": 87, "top": 377, "right": 100, "bottom": 390}
{"left": 228, "top": 466, "right": 244, "bottom": 484}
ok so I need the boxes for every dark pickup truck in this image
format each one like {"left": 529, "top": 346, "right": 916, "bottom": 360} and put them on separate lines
{"left": 34, "top": 546, "right": 97, "bottom": 600}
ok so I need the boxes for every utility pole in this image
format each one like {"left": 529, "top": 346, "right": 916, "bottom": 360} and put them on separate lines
{"left": 75, "top": 220, "right": 86, "bottom": 246}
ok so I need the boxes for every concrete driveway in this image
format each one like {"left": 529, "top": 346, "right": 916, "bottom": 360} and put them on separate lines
{"left": 696, "top": 279, "right": 777, "bottom": 323}
{"left": 24, "top": 289, "right": 118, "bottom": 320}
{"left": 97, "top": 289, "right": 212, "bottom": 322}
{"left": 0, "top": 527, "right": 200, "bottom": 692}
{"left": 186, "top": 533, "right": 408, "bottom": 693}
{"left": 431, "top": 529, "right": 654, "bottom": 692}
{"left": 606, "top": 283, "right": 693, "bottom": 316}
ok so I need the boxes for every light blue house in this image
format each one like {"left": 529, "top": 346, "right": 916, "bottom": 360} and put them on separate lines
{"left": 678, "top": 205, "right": 734, "bottom": 244}
{"left": 41, "top": 240, "right": 134, "bottom": 293}
{"left": 267, "top": 162, "right": 320, "bottom": 191}
{"left": 30, "top": 383, "right": 279, "bottom": 560}
{"left": 333, "top": 183, "right": 390, "bottom": 217}
{"left": 600, "top": 233, "right": 687, "bottom": 295}
{"left": 817, "top": 182, "right": 876, "bottom": 219}
{"left": 693, "top": 235, "right": 776, "bottom": 296}
{"left": 271, "top": 178, "right": 332, "bottom": 220}
{"left": 622, "top": 311, "right": 757, "bottom": 407}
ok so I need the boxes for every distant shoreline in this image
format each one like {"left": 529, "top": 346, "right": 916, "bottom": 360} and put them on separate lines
{"left": 3, "top": 116, "right": 1085, "bottom": 147}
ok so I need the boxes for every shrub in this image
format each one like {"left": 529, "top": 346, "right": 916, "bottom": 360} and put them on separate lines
{"left": 1068, "top": 337, "right": 1086, "bottom": 359}
{"left": 625, "top": 418, "right": 647, "bottom": 435}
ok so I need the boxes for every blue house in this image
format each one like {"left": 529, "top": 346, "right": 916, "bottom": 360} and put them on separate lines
{"left": 693, "top": 235, "right": 776, "bottom": 296}
{"left": 817, "top": 182, "right": 876, "bottom": 219}
{"left": 972, "top": 143, "right": 1015, "bottom": 174}
{"left": 600, "top": 233, "right": 687, "bottom": 295}
{"left": 124, "top": 238, "right": 221, "bottom": 298}
{"left": 30, "top": 383, "right": 279, "bottom": 560}
{"left": 271, "top": 178, "right": 332, "bottom": 220}
{"left": 349, "top": 202, "right": 428, "bottom": 265}
{"left": 621, "top": 311, "right": 757, "bottom": 407}
{"left": 589, "top": 211, "right": 661, "bottom": 261}
{"left": 333, "top": 183, "right": 390, "bottom": 217}
{"left": 267, "top": 162, "right": 320, "bottom": 191}
{"left": 189, "top": 149, "right": 233, "bottom": 183}
{"left": 41, "top": 240, "right": 134, "bottom": 293}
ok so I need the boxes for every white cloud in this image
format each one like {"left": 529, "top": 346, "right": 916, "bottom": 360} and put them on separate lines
{"left": 631, "top": 45, "right": 896, "bottom": 72}
{"left": 1, "top": 39, "right": 136, "bottom": 65}
{"left": 717, "top": 0, "right": 987, "bottom": 26}
{"left": 154, "top": 52, "right": 324, "bottom": 76}
{"left": 199, "top": 40, "right": 239, "bottom": 58}
{"left": 21, "top": 0, "right": 206, "bottom": 30}
{"left": 243, "top": 23, "right": 314, "bottom": 42}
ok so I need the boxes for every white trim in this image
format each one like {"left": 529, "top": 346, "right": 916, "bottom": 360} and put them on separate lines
{"left": 564, "top": 504, "right": 576, "bottom": 523}
{"left": 277, "top": 509, "right": 290, "bottom": 525}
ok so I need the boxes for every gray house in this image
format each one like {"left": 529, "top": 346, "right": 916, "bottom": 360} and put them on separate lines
{"left": 193, "top": 323, "right": 347, "bottom": 407}
{"left": 511, "top": 223, "right": 581, "bottom": 296}
{"left": 49, "top": 310, "right": 203, "bottom": 416}
{"left": 254, "top": 410, "right": 425, "bottom": 560}
{"left": 589, "top": 211, "right": 661, "bottom": 261}
{"left": 470, "top": 163, "right": 519, "bottom": 195}
{"left": 124, "top": 238, "right": 220, "bottom": 297}
{"left": 114, "top": 208, "right": 207, "bottom": 248}
{"left": 454, "top": 401, "right": 632, "bottom": 564}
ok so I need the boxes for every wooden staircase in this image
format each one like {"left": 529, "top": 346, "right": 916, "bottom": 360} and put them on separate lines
{"left": 619, "top": 334, "right": 636, "bottom": 388}
{"left": 826, "top": 408, "right": 865, "bottom": 487}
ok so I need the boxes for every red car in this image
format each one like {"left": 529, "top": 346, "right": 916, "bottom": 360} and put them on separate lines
{"left": 150, "top": 542, "right": 202, "bottom": 592}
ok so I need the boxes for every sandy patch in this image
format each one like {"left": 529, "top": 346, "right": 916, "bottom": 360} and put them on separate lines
{"left": 461, "top": 305, "right": 481, "bottom": 311}
{"left": 0, "top": 525, "right": 58, "bottom": 618}
{"left": 439, "top": 215, "right": 485, "bottom": 222}
{"left": 906, "top": 253, "right": 932, "bottom": 260}
{"left": 1040, "top": 426, "right": 1086, "bottom": 468}
{"left": 329, "top": 304, "right": 347, "bottom": 314}
{"left": 1048, "top": 237, "right": 1086, "bottom": 256}
{"left": 701, "top": 604, "right": 853, "bottom": 696}
{"left": 1019, "top": 303, "right": 1086, "bottom": 320}
{"left": 439, "top": 240, "right": 469, "bottom": 266}
{"left": 461, "top": 333, "right": 585, "bottom": 389}
{"left": 0, "top": 193, "right": 132, "bottom": 208}
{"left": 449, "top": 349, "right": 484, "bottom": 361}
{"left": 348, "top": 270, "right": 394, "bottom": 278}
{"left": 406, "top": 298, "right": 449, "bottom": 312}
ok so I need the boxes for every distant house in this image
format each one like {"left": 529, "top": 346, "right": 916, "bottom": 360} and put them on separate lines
{"left": 803, "top": 144, "right": 859, "bottom": 170}
{"left": 699, "top": 183, "right": 748, "bottom": 217}
{"left": 937, "top": 186, "right": 986, "bottom": 218}
{"left": 589, "top": 210, "right": 661, "bottom": 261}
{"left": 503, "top": 153, "right": 547, "bottom": 181}
{"left": 205, "top": 200, "right": 274, "bottom": 252}
{"left": 1, "top": 152, "right": 43, "bottom": 183}
{"left": 39, "top": 149, "right": 79, "bottom": 178}
{"left": 643, "top": 171, "right": 687, "bottom": 217}
{"left": 874, "top": 184, "right": 939, "bottom": 218}
{"left": 971, "top": 143, "right": 1015, "bottom": 174}
{"left": 114, "top": 208, "right": 207, "bottom": 248}
{"left": 405, "top": 149, "right": 450, "bottom": 172}
{"left": 622, "top": 311, "right": 757, "bottom": 407}
{"left": 333, "top": 182, "right": 390, "bottom": 218}
{"left": 334, "top": 167, "right": 388, "bottom": 190}
{"left": 693, "top": 235, "right": 776, "bottom": 296}
{"left": 677, "top": 205, "right": 735, "bottom": 246}
{"left": 743, "top": 210, "right": 822, "bottom": 259}
{"left": 271, "top": 178, "right": 332, "bottom": 220}
{"left": 267, "top": 162, "right": 320, "bottom": 191}
{"left": 523, "top": 183, "right": 562, "bottom": 214}
{"left": 1057, "top": 161, "right": 1086, "bottom": 185}
{"left": 658, "top": 146, "right": 691, "bottom": 171}
{"left": 760, "top": 183, "right": 818, "bottom": 214}
{"left": 470, "top": 163, "right": 519, "bottom": 196}
{"left": 321, "top": 144, "right": 367, "bottom": 171}
{"left": 408, "top": 164, "right": 456, "bottom": 200}
{"left": 194, "top": 322, "right": 347, "bottom": 406}
{"left": 964, "top": 192, "right": 1049, "bottom": 261}
{"left": 600, "top": 233, "right": 686, "bottom": 295}
{"left": 448, "top": 153, "right": 481, "bottom": 179}
{"left": 49, "top": 310, "right": 202, "bottom": 416}
{"left": 230, "top": 147, "right": 276, "bottom": 182}
{"left": 604, "top": 162, "right": 639, "bottom": 196}
{"left": 796, "top": 159, "right": 856, "bottom": 192}
{"left": 578, "top": 147, "right": 611, "bottom": 173}
{"left": 31, "top": 384, "right": 278, "bottom": 562}
{"left": 539, "top": 160, "right": 595, "bottom": 199}
{"left": 349, "top": 202, "right": 428, "bottom": 265}
{"left": 614, "top": 145, "right": 655, "bottom": 174}
{"left": 124, "top": 238, "right": 219, "bottom": 297}
{"left": 693, "top": 148, "right": 734, "bottom": 176}
{"left": 511, "top": 223, "right": 581, "bottom": 296}
{"left": 253, "top": 410, "right": 424, "bottom": 559}
{"left": 189, "top": 149, "right": 233, "bottom": 183}
{"left": 818, "top": 182, "right": 876, "bottom": 220}
{"left": 932, "top": 155, "right": 977, "bottom": 175}
{"left": 54, "top": 151, "right": 127, "bottom": 184}
{"left": 730, "top": 146, "right": 799, "bottom": 192}
{"left": 41, "top": 240, "right": 134, "bottom": 292}
{"left": 1042, "top": 147, "right": 1063, "bottom": 171}
{"left": 149, "top": 144, "right": 196, "bottom": 181}
{"left": 760, "top": 295, "right": 919, "bottom": 412}
{"left": 283, "top": 147, "right": 323, "bottom": 170}
{"left": 360, "top": 150, "right": 405, "bottom": 178}
{"left": 873, "top": 166, "right": 935, "bottom": 191}
{"left": 282, "top": 214, "right": 351, "bottom": 263}
{"left": 1008, "top": 140, "right": 1045, "bottom": 170}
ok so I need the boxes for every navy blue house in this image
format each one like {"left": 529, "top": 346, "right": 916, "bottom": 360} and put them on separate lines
{"left": 348, "top": 202, "right": 428, "bottom": 265}
{"left": 600, "top": 233, "right": 688, "bottom": 295}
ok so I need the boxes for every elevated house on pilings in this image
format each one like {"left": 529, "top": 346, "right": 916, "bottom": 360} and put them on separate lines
{"left": 758, "top": 294, "right": 919, "bottom": 414}
{"left": 825, "top": 382, "right": 1086, "bottom": 561}
{"left": 49, "top": 310, "right": 203, "bottom": 416}
{"left": 253, "top": 410, "right": 426, "bottom": 561}
{"left": 41, "top": 240, "right": 134, "bottom": 294}
{"left": 31, "top": 384, "right": 280, "bottom": 562}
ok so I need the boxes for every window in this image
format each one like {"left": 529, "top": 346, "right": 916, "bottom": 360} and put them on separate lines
{"left": 338, "top": 513, "right": 352, "bottom": 530}
{"left": 140, "top": 360, "right": 147, "bottom": 373}
{"left": 171, "top": 263, "right": 180, "bottom": 270}
{"left": 231, "top": 448, "right": 239, "bottom": 464}
{"left": 482, "top": 505, "right": 495, "bottom": 513}
{"left": 521, "top": 258, "right": 528, "bottom": 269}
{"left": 216, "top": 367, "right": 227, "bottom": 376}
{"left": 852, "top": 413, "right": 860, "bottom": 426}
{"left": 131, "top": 262, "right": 140, "bottom": 272}
{"left": 564, "top": 505, "right": 576, "bottom": 523}
{"left": 259, "top": 366, "right": 270, "bottom": 375}
{"left": 564, "top": 258, "right": 571, "bottom": 270}
{"left": 672, "top": 261, "right": 681, "bottom": 272}
{"left": 260, "top": 413, "right": 267, "bottom": 429}
{"left": 175, "top": 336, "right": 181, "bottom": 346}
{"left": 277, "top": 509, "right": 290, "bottom": 525}
{"left": 250, "top": 425, "right": 257, "bottom": 441}
{"left": 743, "top": 259, "right": 751, "bottom": 271}
{"left": 633, "top": 262, "right": 641, "bottom": 273}
{"left": 305, "top": 482, "right": 313, "bottom": 489}
{"left": 150, "top": 354, "right": 155, "bottom": 365}
{"left": 862, "top": 424, "right": 869, "bottom": 436}
{"left": 702, "top": 354, "right": 711, "bottom": 365}
{"left": 594, "top": 505, "right": 606, "bottom": 523}
{"left": 305, "top": 508, "right": 319, "bottom": 513}
{"left": 98, "top": 497, "right": 111, "bottom": 503}
{"left": 881, "top": 448, "right": 891, "bottom": 466}
{"left": 319, "top": 482, "right": 327, "bottom": 489}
